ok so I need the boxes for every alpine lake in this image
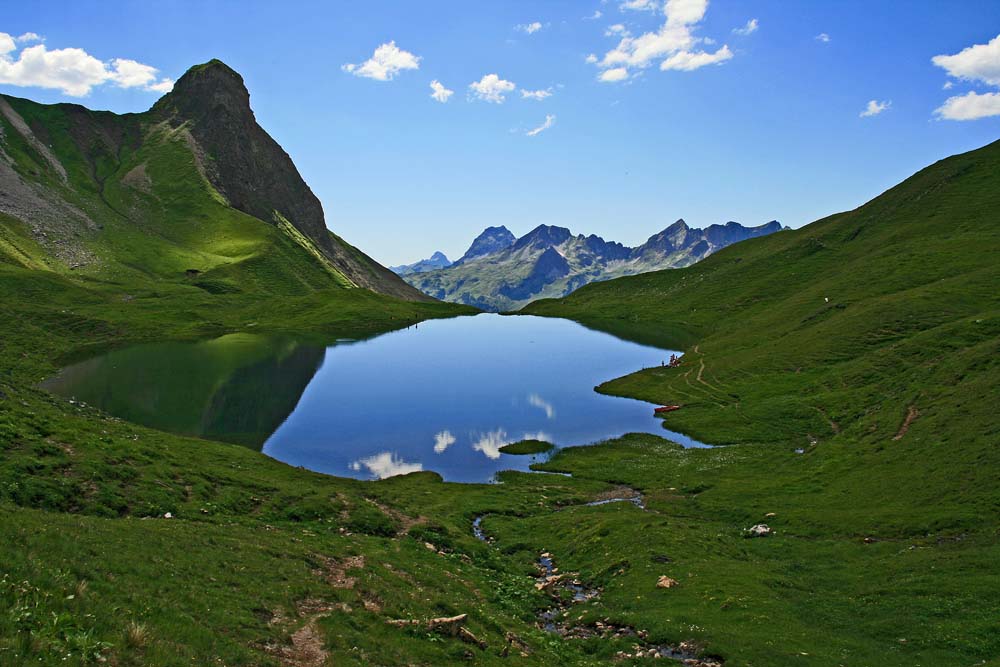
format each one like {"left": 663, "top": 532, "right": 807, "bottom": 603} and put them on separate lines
{"left": 43, "top": 314, "right": 708, "bottom": 482}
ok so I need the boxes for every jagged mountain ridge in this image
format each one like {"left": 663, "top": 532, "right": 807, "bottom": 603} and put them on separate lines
{"left": 404, "top": 219, "right": 784, "bottom": 311}
{"left": 0, "top": 59, "right": 430, "bottom": 302}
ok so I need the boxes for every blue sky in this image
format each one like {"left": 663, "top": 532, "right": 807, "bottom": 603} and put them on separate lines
{"left": 2, "top": 1, "right": 999, "bottom": 265}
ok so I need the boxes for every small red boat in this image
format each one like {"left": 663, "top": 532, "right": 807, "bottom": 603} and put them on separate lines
{"left": 654, "top": 405, "right": 681, "bottom": 415}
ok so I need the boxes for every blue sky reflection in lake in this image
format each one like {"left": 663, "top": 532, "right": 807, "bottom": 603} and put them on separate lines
{"left": 262, "top": 314, "right": 701, "bottom": 482}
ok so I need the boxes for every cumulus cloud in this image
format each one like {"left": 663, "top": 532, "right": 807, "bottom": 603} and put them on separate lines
{"left": 472, "top": 429, "right": 511, "bottom": 459}
{"left": 0, "top": 33, "right": 173, "bottom": 96}
{"left": 932, "top": 33, "right": 1000, "bottom": 86}
{"left": 585, "top": 53, "right": 599, "bottom": 64}
{"left": 594, "top": 0, "right": 733, "bottom": 82}
{"left": 585, "top": 10, "right": 603, "bottom": 20}
{"left": 527, "top": 393, "right": 556, "bottom": 418}
{"left": 342, "top": 41, "right": 421, "bottom": 81}
{"left": 815, "top": 33, "right": 831, "bottom": 43}
{"left": 469, "top": 73, "right": 516, "bottom": 103}
{"left": 621, "top": 0, "right": 660, "bottom": 11}
{"left": 606, "top": 24, "right": 630, "bottom": 37}
{"left": 526, "top": 114, "right": 556, "bottom": 136}
{"left": 521, "top": 87, "right": 553, "bottom": 101}
{"left": 859, "top": 99, "right": 890, "bottom": 117}
{"left": 349, "top": 452, "right": 423, "bottom": 479}
{"left": 932, "top": 34, "right": 1000, "bottom": 120}
{"left": 429, "top": 79, "right": 454, "bottom": 103}
{"left": 516, "top": 21, "right": 544, "bottom": 35}
{"left": 943, "top": 80, "right": 954, "bottom": 90}
{"left": 733, "top": 18, "right": 758, "bottom": 36}
{"left": 934, "top": 91, "right": 1000, "bottom": 121}
{"left": 599, "top": 67, "right": 630, "bottom": 82}
{"left": 433, "top": 430, "right": 456, "bottom": 453}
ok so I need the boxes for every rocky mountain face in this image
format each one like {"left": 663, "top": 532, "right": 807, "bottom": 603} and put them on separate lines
{"left": 0, "top": 59, "right": 429, "bottom": 301}
{"left": 454, "top": 226, "right": 516, "bottom": 264}
{"left": 404, "top": 220, "right": 785, "bottom": 311}
{"left": 390, "top": 251, "right": 452, "bottom": 276}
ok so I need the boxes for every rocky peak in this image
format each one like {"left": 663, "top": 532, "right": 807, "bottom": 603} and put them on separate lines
{"left": 152, "top": 59, "right": 250, "bottom": 119}
{"left": 149, "top": 59, "right": 333, "bottom": 255}
{"left": 455, "top": 226, "right": 516, "bottom": 264}
{"left": 512, "top": 224, "right": 572, "bottom": 252}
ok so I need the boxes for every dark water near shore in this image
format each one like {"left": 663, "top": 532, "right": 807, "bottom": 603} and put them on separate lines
{"left": 43, "top": 314, "right": 707, "bottom": 482}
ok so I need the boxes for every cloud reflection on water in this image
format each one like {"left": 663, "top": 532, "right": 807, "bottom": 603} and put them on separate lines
{"left": 528, "top": 393, "right": 556, "bottom": 419}
{"left": 433, "top": 430, "right": 456, "bottom": 453}
{"left": 349, "top": 452, "right": 423, "bottom": 479}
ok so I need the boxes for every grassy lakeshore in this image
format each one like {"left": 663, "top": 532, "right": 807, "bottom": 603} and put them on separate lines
{"left": 2, "top": 90, "right": 999, "bottom": 667}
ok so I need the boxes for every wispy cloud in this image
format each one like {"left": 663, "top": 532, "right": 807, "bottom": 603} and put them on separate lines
{"left": 522, "top": 431, "right": 553, "bottom": 443}
{"left": 521, "top": 87, "right": 553, "bottom": 101}
{"left": 732, "top": 18, "right": 758, "bottom": 36}
{"left": 516, "top": 22, "right": 544, "bottom": 35}
{"left": 584, "top": 10, "right": 603, "bottom": 20}
{"left": 526, "top": 114, "right": 556, "bottom": 137}
{"left": 932, "top": 33, "right": 1000, "bottom": 120}
{"left": 429, "top": 79, "right": 454, "bottom": 103}
{"left": 469, "top": 73, "right": 516, "bottom": 103}
{"left": 0, "top": 31, "right": 173, "bottom": 96}
{"left": 343, "top": 41, "right": 421, "bottom": 81}
{"left": 815, "top": 33, "right": 831, "bottom": 43}
{"left": 620, "top": 0, "right": 660, "bottom": 11}
{"left": 859, "top": 99, "right": 890, "bottom": 117}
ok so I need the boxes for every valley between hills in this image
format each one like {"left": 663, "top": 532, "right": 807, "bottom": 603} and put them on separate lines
{"left": 1, "top": 59, "right": 998, "bottom": 667}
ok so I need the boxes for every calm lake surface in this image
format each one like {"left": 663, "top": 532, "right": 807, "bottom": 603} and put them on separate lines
{"left": 43, "top": 314, "right": 707, "bottom": 482}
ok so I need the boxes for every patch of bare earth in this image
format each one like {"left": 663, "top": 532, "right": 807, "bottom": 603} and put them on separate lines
{"left": 893, "top": 405, "right": 919, "bottom": 440}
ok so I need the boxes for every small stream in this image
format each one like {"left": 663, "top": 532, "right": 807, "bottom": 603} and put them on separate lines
{"left": 472, "top": 499, "right": 722, "bottom": 666}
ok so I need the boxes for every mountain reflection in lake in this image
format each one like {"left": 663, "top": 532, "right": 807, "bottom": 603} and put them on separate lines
{"left": 44, "top": 314, "right": 708, "bottom": 482}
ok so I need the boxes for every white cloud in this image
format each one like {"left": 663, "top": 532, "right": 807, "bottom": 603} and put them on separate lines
{"left": 342, "top": 41, "right": 421, "bottom": 81}
{"left": 522, "top": 431, "right": 552, "bottom": 442}
{"left": 469, "top": 73, "right": 516, "bottom": 103}
{"left": 815, "top": 33, "right": 831, "bottom": 43}
{"left": 521, "top": 87, "right": 553, "bottom": 101}
{"left": 621, "top": 0, "right": 660, "bottom": 11}
{"left": 661, "top": 45, "right": 732, "bottom": 71}
{"left": 733, "top": 18, "right": 758, "bottom": 36}
{"left": 943, "top": 80, "right": 954, "bottom": 90}
{"left": 516, "top": 22, "right": 544, "bottom": 35}
{"left": 0, "top": 34, "right": 172, "bottom": 96}
{"left": 349, "top": 452, "right": 423, "bottom": 479}
{"left": 433, "top": 430, "right": 456, "bottom": 453}
{"left": 934, "top": 91, "right": 1000, "bottom": 121}
{"left": 594, "top": 0, "right": 733, "bottom": 81}
{"left": 528, "top": 393, "right": 556, "bottom": 418}
{"left": 472, "top": 429, "right": 511, "bottom": 459}
{"left": 15, "top": 32, "right": 43, "bottom": 44}
{"left": 859, "top": 99, "right": 890, "bottom": 117}
{"left": 931, "top": 33, "right": 1000, "bottom": 121}
{"left": 526, "top": 114, "right": 556, "bottom": 137}
{"left": 585, "top": 53, "right": 599, "bottom": 64}
{"left": 148, "top": 78, "right": 175, "bottom": 93}
{"left": 585, "top": 10, "right": 603, "bottom": 20}
{"left": 429, "top": 79, "right": 454, "bottom": 103}
{"left": 932, "top": 33, "right": 1000, "bottom": 87}
{"left": 599, "top": 67, "right": 630, "bottom": 82}
{"left": 606, "top": 24, "right": 630, "bottom": 37}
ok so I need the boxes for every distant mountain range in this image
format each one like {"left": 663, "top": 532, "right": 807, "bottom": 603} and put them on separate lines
{"left": 390, "top": 251, "right": 453, "bottom": 276}
{"left": 396, "top": 220, "right": 785, "bottom": 311}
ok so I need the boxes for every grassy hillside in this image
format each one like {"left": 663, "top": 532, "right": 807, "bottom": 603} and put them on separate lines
{"left": 2, "top": 84, "right": 999, "bottom": 666}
